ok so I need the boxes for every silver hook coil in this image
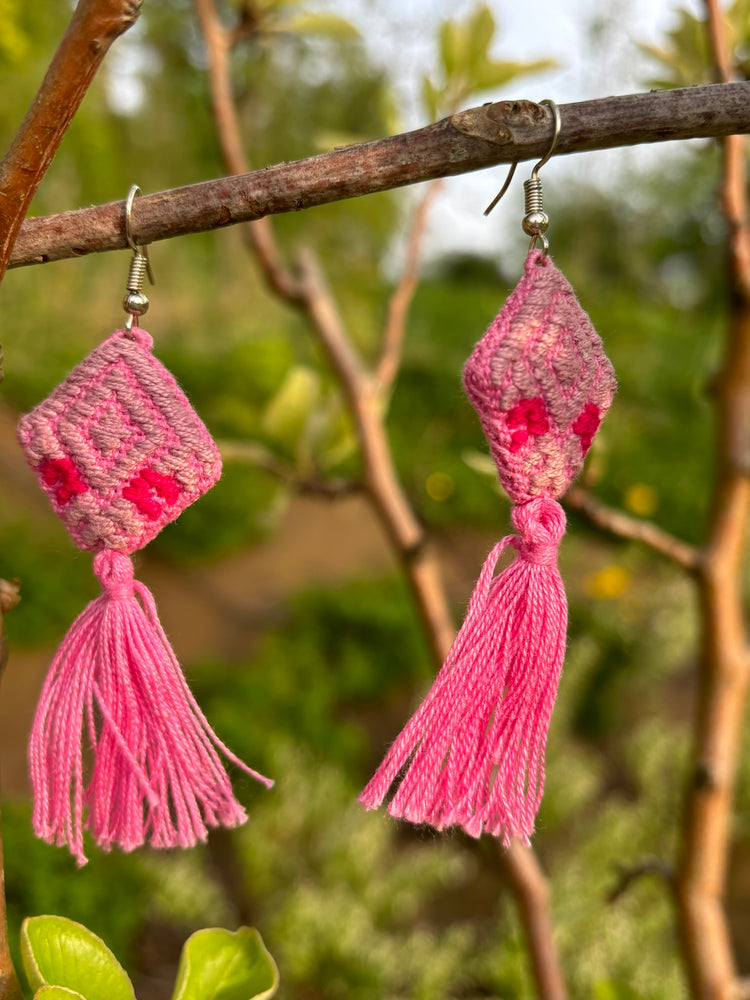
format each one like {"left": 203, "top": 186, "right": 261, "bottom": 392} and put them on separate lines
{"left": 483, "top": 99, "right": 561, "bottom": 256}
{"left": 123, "top": 185, "right": 154, "bottom": 331}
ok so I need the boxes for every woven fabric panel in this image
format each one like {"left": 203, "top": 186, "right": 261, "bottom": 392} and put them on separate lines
{"left": 463, "top": 250, "right": 616, "bottom": 504}
{"left": 18, "top": 328, "right": 221, "bottom": 554}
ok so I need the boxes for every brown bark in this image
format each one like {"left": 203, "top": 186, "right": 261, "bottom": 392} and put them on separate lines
{"left": 9, "top": 82, "right": 750, "bottom": 270}
{"left": 501, "top": 842, "right": 567, "bottom": 1000}
{"left": 0, "top": 0, "right": 142, "bottom": 280}
{"left": 673, "top": 5, "right": 750, "bottom": 998}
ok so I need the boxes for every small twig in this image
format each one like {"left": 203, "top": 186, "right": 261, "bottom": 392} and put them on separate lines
{"left": 0, "top": 0, "right": 141, "bottom": 281}
{"left": 376, "top": 180, "right": 443, "bottom": 396}
{"left": 0, "top": 583, "right": 21, "bottom": 1000}
{"left": 218, "top": 438, "right": 360, "bottom": 498}
{"left": 193, "top": 0, "right": 302, "bottom": 304}
{"left": 499, "top": 842, "right": 567, "bottom": 1000}
{"left": 0, "top": 581, "right": 20, "bottom": 682}
{"left": 9, "top": 83, "right": 750, "bottom": 270}
{"left": 607, "top": 858, "right": 675, "bottom": 903}
{"left": 565, "top": 486, "right": 700, "bottom": 571}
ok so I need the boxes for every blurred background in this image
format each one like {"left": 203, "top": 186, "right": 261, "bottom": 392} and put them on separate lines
{"left": 0, "top": 0, "right": 748, "bottom": 997}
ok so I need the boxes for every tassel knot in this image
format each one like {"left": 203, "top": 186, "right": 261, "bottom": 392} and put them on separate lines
{"left": 360, "top": 491, "right": 568, "bottom": 843}
{"left": 511, "top": 496, "right": 566, "bottom": 565}
{"left": 93, "top": 550, "right": 134, "bottom": 599}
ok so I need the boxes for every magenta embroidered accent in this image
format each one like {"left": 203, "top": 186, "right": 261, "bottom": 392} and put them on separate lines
{"left": 360, "top": 251, "right": 616, "bottom": 843}
{"left": 19, "top": 328, "right": 272, "bottom": 865}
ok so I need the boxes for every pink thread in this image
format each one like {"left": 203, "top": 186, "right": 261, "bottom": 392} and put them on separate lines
{"left": 122, "top": 468, "right": 181, "bottom": 521}
{"left": 18, "top": 328, "right": 222, "bottom": 554}
{"left": 29, "top": 550, "right": 273, "bottom": 866}
{"left": 40, "top": 457, "right": 87, "bottom": 506}
{"left": 360, "top": 497, "right": 567, "bottom": 842}
{"left": 464, "top": 250, "right": 616, "bottom": 502}
{"left": 505, "top": 397, "right": 550, "bottom": 453}
{"left": 572, "top": 402, "right": 601, "bottom": 452}
{"left": 20, "top": 329, "right": 273, "bottom": 864}
{"left": 360, "top": 251, "right": 617, "bottom": 842}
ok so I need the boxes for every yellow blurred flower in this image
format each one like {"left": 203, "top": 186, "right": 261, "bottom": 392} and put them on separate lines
{"left": 624, "top": 483, "right": 658, "bottom": 517}
{"left": 586, "top": 565, "right": 631, "bottom": 600}
{"left": 425, "top": 472, "right": 454, "bottom": 501}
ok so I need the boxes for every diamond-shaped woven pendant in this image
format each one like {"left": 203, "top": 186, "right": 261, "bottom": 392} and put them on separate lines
{"left": 361, "top": 251, "right": 616, "bottom": 843}
{"left": 19, "top": 329, "right": 222, "bottom": 552}
{"left": 464, "top": 250, "right": 616, "bottom": 502}
{"left": 19, "top": 327, "right": 272, "bottom": 865}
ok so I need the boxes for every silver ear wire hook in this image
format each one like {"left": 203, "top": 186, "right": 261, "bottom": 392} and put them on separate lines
{"left": 483, "top": 100, "right": 562, "bottom": 257}
{"left": 529, "top": 99, "right": 561, "bottom": 180}
{"left": 483, "top": 160, "right": 518, "bottom": 217}
{"left": 123, "top": 185, "right": 155, "bottom": 332}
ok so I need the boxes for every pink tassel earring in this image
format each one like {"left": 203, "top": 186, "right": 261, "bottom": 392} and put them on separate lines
{"left": 360, "top": 102, "right": 616, "bottom": 843}
{"left": 19, "top": 187, "right": 272, "bottom": 866}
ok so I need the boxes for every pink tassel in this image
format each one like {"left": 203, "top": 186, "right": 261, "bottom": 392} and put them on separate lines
{"left": 360, "top": 496, "right": 566, "bottom": 842}
{"left": 360, "top": 251, "right": 617, "bottom": 841}
{"left": 19, "top": 328, "right": 273, "bottom": 864}
{"left": 29, "top": 550, "right": 272, "bottom": 867}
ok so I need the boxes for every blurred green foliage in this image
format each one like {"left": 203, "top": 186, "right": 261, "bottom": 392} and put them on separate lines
{"left": 639, "top": 0, "right": 750, "bottom": 86}
{"left": 422, "top": 3, "right": 556, "bottom": 117}
{"left": 1, "top": 1, "right": 749, "bottom": 999}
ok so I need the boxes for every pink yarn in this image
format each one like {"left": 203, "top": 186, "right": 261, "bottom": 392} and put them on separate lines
{"left": 360, "top": 497, "right": 566, "bottom": 842}
{"left": 464, "top": 251, "right": 616, "bottom": 503}
{"left": 30, "top": 551, "right": 272, "bottom": 866}
{"left": 18, "top": 328, "right": 222, "bottom": 554}
{"left": 361, "top": 251, "right": 616, "bottom": 841}
{"left": 19, "top": 328, "right": 272, "bottom": 864}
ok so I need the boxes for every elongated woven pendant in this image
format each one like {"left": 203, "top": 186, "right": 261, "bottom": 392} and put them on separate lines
{"left": 360, "top": 250, "right": 616, "bottom": 842}
{"left": 19, "top": 327, "right": 272, "bottom": 865}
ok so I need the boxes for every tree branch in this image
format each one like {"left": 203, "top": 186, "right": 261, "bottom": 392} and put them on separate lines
{"left": 499, "top": 842, "right": 567, "bottom": 1000}
{"left": 0, "top": 581, "right": 21, "bottom": 1000}
{"left": 607, "top": 858, "right": 675, "bottom": 904}
{"left": 0, "top": 0, "right": 142, "bottom": 280}
{"left": 376, "top": 180, "right": 443, "bottom": 396}
{"left": 218, "top": 439, "right": 360, "bottom": 498}
{"left": 565, "top": 486, "right": 700, "bottom": 570}
{"left": 195, "top": 4, "right": 567, "bottom": 994}
{"left": 673, "top": 9, "right": 750, "bottom": 1000}
{"left": 9, "top": 82, "right": 750, "bottom": 270}
{"left": 192, "top": 0, "right": 301, "bottom": 302}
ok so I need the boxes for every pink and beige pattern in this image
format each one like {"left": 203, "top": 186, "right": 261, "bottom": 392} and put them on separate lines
{"left": 18, "top": 327, "right": 222, "bottom": 553}
{"left": 463, "top": 249, "right": 616, "bottom": 502}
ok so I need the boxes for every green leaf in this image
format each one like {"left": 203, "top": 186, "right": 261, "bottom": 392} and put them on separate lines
{"left": 421, "top": 75, "right": 442, "bottom": 120}
{"left": 472, "top": 57, "right": 557, "bottom": 91}
{"left": 283, "top": 12, "right": 359, "bottom": 39}
{"left": 439, "top": 20, "right": 458, "bottom": 77}
{"left": 312, "top": 391, "right": 356, "bottom": 470}
{"left": 261, "top": 366, "right": 320, "bottom": 451}
{"left": 21, "top": 916, "right": 135, "bottom": 1000}
{"left": 466, "top": 4, "right": 496, "bottom": 67}
{"left": 172, "top": 927, "right": 279, "bottom": 1000}
{"left": 35, "top": 988, "right": 87, "bottom": 1000}
{"left": 637, "top": 8, "right": 712, "bottom": 87}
